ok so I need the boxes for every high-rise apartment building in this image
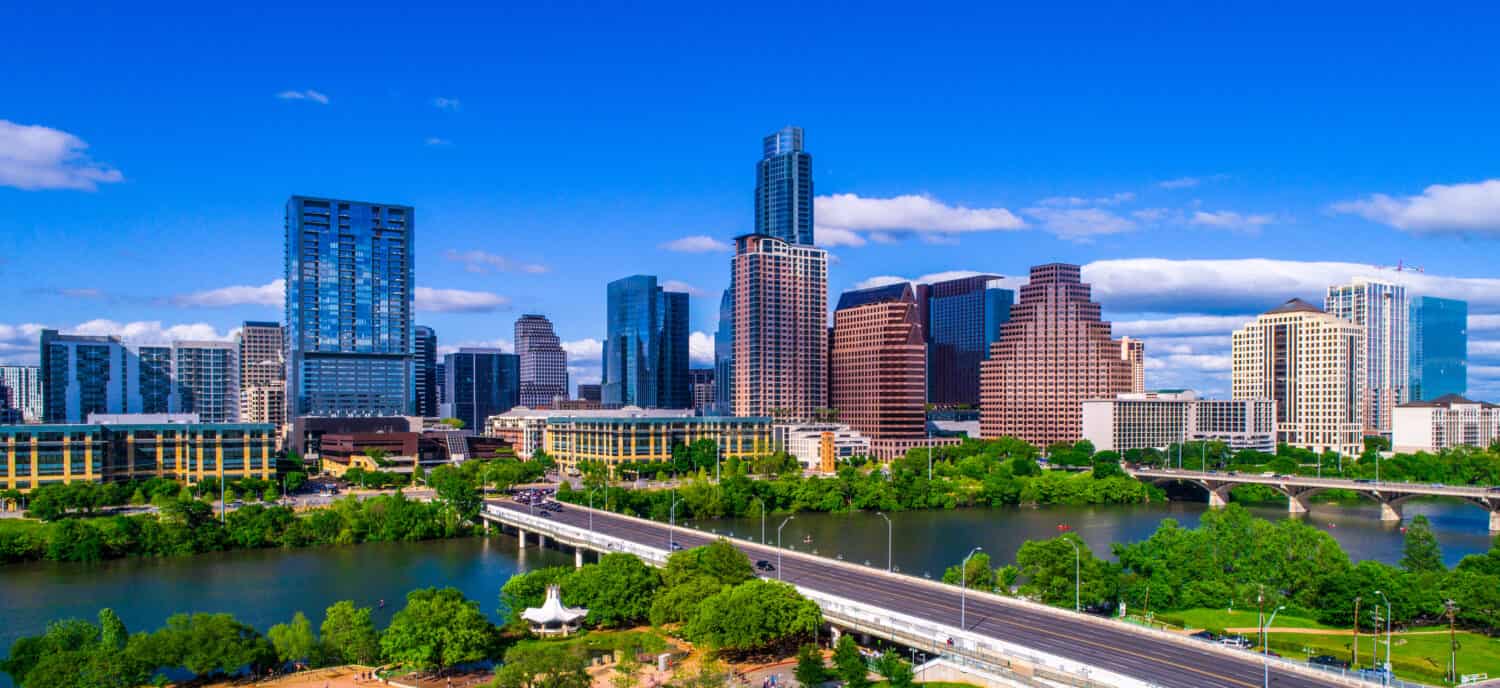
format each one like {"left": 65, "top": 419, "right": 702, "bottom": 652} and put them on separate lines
{"left": 830, "top": 283, "right": 927, "bottom": 443}
{"left": 755, "top": 126, "right": 814, "bottom": 245}
{"left": 689, "top": 368, "right": 716, "bottom": 415}
{"left": 919, "top": 274, "right": 1014, "bottom": 407}
{"left": 1120, "top": 337, "right": 1146, "bottom": 393}
{"left": 442, "top": 349, "right": 519, "bottom": 431}
{"left": 284, "top": 195, "right": 414, "bottom": 418}
{"left": 434, "top": 362, "right": 446, "bottom": 407}
{"left": 39, "top": 330, "right": 181, "bottom": 423}
{"left": 713, "top": 289, "right": 733, "bottom": 416}
{"left": 515, "top": 314, "right": 569, "bottom": 407}
{"left": 413, "top": 325, "right": 439, "bottom": 416}
{"left": 1410, "top": 296, "right": 1468, "bottom": 401}
{"left": 1326, "top": 278, "right": 1409, "bottom": 436}
{"left": 731, "top": 234, "right": 829, "bottom": 420}
{"left": 0, "top": 366, "right": 42, "bottom": 422}
{"left": 174, "top": 341, "right": 238, "bottom": 423}
{"left": 1232, "top": 299, "right": 1364, "bottom": 456}
{"left": 236, "top": 321, "right": 284, "bottom": 430}
{"left": 601, "top": 276, "right": 690, "bottom": 408}
{"left": 136, "top": 346, "right": 175, "bottom": 414}
{"left": 979, "top": 264, "right": 1135, "bottom": 447}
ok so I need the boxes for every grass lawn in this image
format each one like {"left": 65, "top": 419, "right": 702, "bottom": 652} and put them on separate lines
{"left": 0, "top": 518, "right": 43, "bottom": 536}
{"left": 1151, "top": 607, "right": 1336, "bottom": 632}
{"left": 1265, "top": 630, "right": 1500, "bottom": 686}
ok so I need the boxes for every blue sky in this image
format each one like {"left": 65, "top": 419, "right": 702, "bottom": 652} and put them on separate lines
{"left": 4, "top": 2, "right": 1500, "bottom": 396}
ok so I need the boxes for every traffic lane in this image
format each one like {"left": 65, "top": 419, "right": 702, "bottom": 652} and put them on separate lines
{"left": 492, "top": 502, "right": 1330, "bottom": 688}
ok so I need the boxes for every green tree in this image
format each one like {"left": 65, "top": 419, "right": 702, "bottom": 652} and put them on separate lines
{"left": 832, "top": 635, "right": 869, "bottom": 688}
{"left": 440, "top": 417, "right": 466, "bottom": 429}
{"left": 97, "top": 608, "right": 128, "bottom": 650}
{"left": 661, "top": 538, "right": 756, "bottom": 587}
{"left": 1015, "top": 534, "right": 1115, "bottom": 609}
{"left": 491, "top": 642, "right": 591, "bottom": 688}
{"left": 430, "top": 464, "right": 481, "bottom": 523}
{"left": 380, "top": 587, "right": 495, "bottom": 671}
{"left": 268, "top": 611, "right": 320, "bottom": 667}
{"left": 941, "top": 551, "right": 995, "bottom": 590}
{"left": 499, "top": 567, "right": 573, "bottom": 625}
{"left": 684, "top": 579, "right": 821, "bottom": 655}
{"left": 793, "top": 643, "right": 830, "bottom": 686}
{"left": 1400, "top": 514, "right": 1444, "bottom": 573}
{"left": 149, "top": 612, "right": 276, "bottom": 678}
{"left": 874, "top": 650, "right": 914, "bottom": 688}
{"left": 319, "top": 601, "right": 381, "bottom": 666}
{"left": 562, "top": 553, "right": 661, "bottom": 628}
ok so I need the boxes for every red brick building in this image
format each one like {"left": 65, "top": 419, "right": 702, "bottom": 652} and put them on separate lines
{"left": 830, "top": 283, "right": 927, "bottom": 443}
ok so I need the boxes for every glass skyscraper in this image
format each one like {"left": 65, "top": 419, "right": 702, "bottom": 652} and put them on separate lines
{"left": 755, "top": 126, "right": 814, "bottom": 246}
{"left": 39, "top": 330, "right": 179, "bottom": 422}
{"left": 174, "top": 341, "right": 239, "bottom": 423}
{"left": 713, "top": 288, "right": 733, "bottom": 415}
{"left": 601, "top": 275, "right": 691, "bottom": 408}
{"left": 442, "top": 349, "right": 519, "bottom": 431}
{"left": 921, "top": 274, "right": 1014, "bottom": 407}
{"left": 1410, "top": 296, "right": 1468, "bottom": 401}
{"left": 413, "top": 325, "right": 439, "bottom": 416}
{"left": 284, "top": 196, "right": 414, "bottom": 418}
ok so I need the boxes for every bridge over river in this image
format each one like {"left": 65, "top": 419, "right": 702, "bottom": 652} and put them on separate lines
{"left": 482, "top": 500, "right": 1398, "bottom": 688}
{"left": 1127, "top": 468, "right": 1500, "bottom": 532}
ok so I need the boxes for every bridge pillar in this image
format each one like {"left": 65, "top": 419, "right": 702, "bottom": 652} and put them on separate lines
{"left": 517, "top": 528, "right": 527, "bottom": 547}
{"left": 538, "top": 534, "right": 547, "bottom": 548}
{"left": 575, "top": 548, "right": 584, "bottom": 568}
{"left": 1206, "top": 484, "right": 1230, "bottom": 509}
{"left": 1287, "top": 493, "right": 1310, "bottom": 516}
{"left": 1490, "top": 508, "right": 1500, "bottom": 534}
{"left": 1379, "top": 500, "right": 1402, "bottom": 523}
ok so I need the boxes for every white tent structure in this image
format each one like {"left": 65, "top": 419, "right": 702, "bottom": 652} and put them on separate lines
{"left": 521, "top": 584, "right": 588, "bottom": 636}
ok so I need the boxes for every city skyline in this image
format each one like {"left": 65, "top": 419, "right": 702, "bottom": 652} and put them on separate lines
{"left": 4, "top": 5, "right": 1500, "bottom": 402}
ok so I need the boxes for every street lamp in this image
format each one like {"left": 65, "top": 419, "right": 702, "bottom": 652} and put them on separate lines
{"left": 876, "top": 512, "right": 893, "bottom": 572}
{"left": 587, "top": 488, "right": 600, "bottom": 534}
{"left": 960, "top": 546, "right": 983, "bottom": 630}
{"left": 1065, "top": 537, "right": 1081, "bottom": 612}
{"left": 754, "top": 498, "right": 766, "bottom": 544}
{"left": 669, "top": 490, "right": 679, "bottom": 551}
{"left": 776, "top": 516, "right": 795, "bottom": 580}
{"left": 1374, "top": 589, "right": 1392, "bottom": 683}
{"left": 1263, "top": 605, "right": 1286, "bottom": 688}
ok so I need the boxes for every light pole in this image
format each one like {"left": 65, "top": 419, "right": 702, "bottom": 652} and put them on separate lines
{"left": 669, "top": 490, "right": 678, "bottom": 551}
{"left": 587, "top": 488, "right": 600, "bottom": 534}
{"left": 753, "top": 498, "right": 766, "bottom": 543}
{"left": 960, "top": 546, "right": 983, "bottom": 630}
{"left": 1263, "top": 605, "right": 1285, "bottom": 688}
{"left": 1066, "top": 537, "right": 1081, "bottom": 612}
{"left": 876, "top": 512, "right": 893, "bottom": 572}
{"left": 1375, "top": 589, "right": 1391, "bottom": 683}
{"left": 776, "top": 516, "right": 795, "bottom": 580}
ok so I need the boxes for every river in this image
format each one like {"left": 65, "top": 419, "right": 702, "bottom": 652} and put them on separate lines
{"left": 1, "top": 498, "right": 1493, "bottom": 687}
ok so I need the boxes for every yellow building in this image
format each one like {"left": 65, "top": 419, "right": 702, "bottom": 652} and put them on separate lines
{"left": 2, "top": 422, "right": 277, "bottom": 493}
{"left": 542, "top": 416, "right": 772, "bottom": 473}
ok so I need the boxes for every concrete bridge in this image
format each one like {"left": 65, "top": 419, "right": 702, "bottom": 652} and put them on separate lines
{"left": 1127, "top": 467, "right": 1500, "bottom": 531}
{"left": 483, "top": 500, "right": 1387, "bottom": 688}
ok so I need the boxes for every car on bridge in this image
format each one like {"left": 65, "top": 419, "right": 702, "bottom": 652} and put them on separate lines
{"left": 755, "top": 559, "right": 776, "bottom": 572}
{"left": 1309, "top": 655, "right": 1349, "bottom": 670}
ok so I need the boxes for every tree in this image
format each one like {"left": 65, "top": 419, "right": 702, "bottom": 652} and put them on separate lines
{"left": 661, "top": 538, "right": 755, "bottom": 588}
{"left": 440, "top": 417, "right": 466, "bottom": 429}
{"left": 874, "top": 651, "right": 914, "bottom": 688}
{"left": 492, "top": 642, "right": 591, "bottom": 688}
{"left": 1401, "top": 514, "right": 1444, "bottom": 574}
{"left": 941, "top": 551, "right": 995, "bottom": 590}
{"left": 149, "top": 612, "right": 276, "bottom": 678}
{"left": 562, "top": 552, "right": 661, "bottom": 628}
{"left": 794, "top": 644, "right": 830, "bottom": 686}
{"left": 430, "top": 464, "right": 481, "bottom": 523}
{"left": 832, "top": 635, "right": 869, "bottom": 688}
{"left": 1092, "top": 452, "right": 1126, "bottom": 480}
{"left": 380, "top": 587, "right": 495, "bottom": 671}
{"left": 499, "top": 567, "right": 573, "bottom": 625}
{"left": 319, "top": 601, "right": 381, "bottom": 666}
{"left": 684, "top": 579, "right": 821, "bottom": 655}
{"left": 268, "top": 611, "right": 320, "bottom": 667}
{"left": 97, "top": 608, "right": 128, "bottom": 650}
{"left": 1016, "top": 534, "right": 1115, "bottom": 609}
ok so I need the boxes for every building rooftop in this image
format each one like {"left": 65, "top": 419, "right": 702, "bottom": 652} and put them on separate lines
{"left": 1265, "top": 298, "right": 1324, "bottom": 315}
{"left": 1400, "top": 394, "right": 1496, "bottom": 409}
{"left": 836, "top": 283, "right": 912, "bottom": 310}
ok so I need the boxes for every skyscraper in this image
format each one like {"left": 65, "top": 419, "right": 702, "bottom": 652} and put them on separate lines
{"left": 601, "top": 276, "right": 690, "bottom": 408}
{"left": 730, "top": 234, "right": 829, "bottom": 420}
{"left": 1326, "top": 278, "right": 1409, "bottom": 436}
{"left": 284, "top": 195, "right": 414, "bottom": 418}
{"left": 920, "top": 274, "right": 1013, "bottom": 407}
{"left": 0, "top": 366, "right": 43, "bottom": 422}
{"left": 755, "top": 126, "right": 814, "bottom": 245}
{"left": 237, "top": 321, "right": 285, "bottom": 430}
{"left": 830, "top": 283, "right": 926, "bottom": 442}
{"left": 442, "top": 349, "right": 519, "bottom": 430}
{"left": 39, "top": 330, "right": 180, "bottom": 423}
{"left": 1233, "top": 299, "right": 1364, "bottom": 456}
{"left": 979, "top": 264, "right": 1136, "bottom": 446}
{"left": 173, "top": 341, "right": 238, "bottom": 423}
{"left": 713, "top": 289, "right": 733, "bottom": 416}
{"left": 1120, "top": 337, "right": 1146, "bottom": 393}
{"left": 515, "top": 314, "right": 569, "bottom": 407}
{"left": 1410, "top": 296, "right": 1468, "bottom": 401}
{"left": 137, "top": 346, "right": 175, "bottom": 414}
{"left": 413, "top": 325, "right": 439, "bottom": 416}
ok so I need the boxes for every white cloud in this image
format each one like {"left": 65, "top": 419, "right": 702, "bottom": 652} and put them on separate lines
{"left": 414, "top": 287, "right": 510, "bottom": 313}
{"left": 853, "top": 275, "right": 907, "bottom": 290}
{"left": 438, "top": 339, "right": 512, "bottom": 356}
{"left": 1146, "top": 353, "right": 1232, "bottom": 372}
{"left": 661, "top": 280, "right": 706, "bottom": 297}
{"left": 172, "top": 279, "right": 284, "bottom": 307}
{"left": 1332, "top": 179, "right": 1500, "bottom": 235}
{"left": 659, "top": 235, "right": 732, "bottom": 253}
{"left": 1113, "top": 315, "right": 1256, "bottom": 337}
{"left": 1470, "top": 340, "right": 1500, "bottom": 357}
{"left": 814, "top": 193, "right": 1025, "bottom": 246}
{"left": 1037, "top": 192, "right": 1136, "bottom": 207}
{"left": 444, "top": 249, "right": 548, "bottom": 274}
{"left": 1021, "top": 207, "right": 1135, "bottom": 240}
{"left": 1471, "top": 315, "right": 1500, "bottom": 332}
{"left": 1471, "top": 365, "right": 1500, "bottom": 379}
{"left": 431, "top": 97, "right": 461, "bottom": 111}
{"left": 689, "top": 331, "right": 714, "bottom": 366}
{"left": 275, "top": 89, "right": 329, "bottom": 105}
{"left": 69, "top": 319, "right": 231, "bottom": 346}
{"left": 561, "top": 338, "right": 603, "bottom": 360}
{"left": 1159, "top": 177, "right": 1202, "bottom": 190}
{"left": 425, "top": 137, "right": 452, "bottom": 146}
{"left": 852, "top": 270, "right": 1019, "bottom": 292}
{"left": 1189, "top": 210, "right": 1275, "bottom": 229}
{"left": 1139, "top": 335, "right": 1232, "bottom": 356}
{"left": 0, "top": 120, "right": 123, "bottom": 191}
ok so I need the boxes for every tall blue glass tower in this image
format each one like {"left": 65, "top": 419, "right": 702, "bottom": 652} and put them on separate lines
{"left": 755, "top": 126, "right": 814, "bottom": 246}
{"left": 602, "top": 275, "right": 690, "bottom": 408}
{"left": 442, "top": 349, "right": 518, "bottom": 431}
{"left": 285, "top": 196, "right": 414, "bottom": 417}
{"left": 1410, "top": 296, "right": 1467, "bottom": 401}
{"left": 921, "top": 274, "right": 1014, "bottom": 407}
{"left": 713, "top": 288, "right": 733, "bottom": 415}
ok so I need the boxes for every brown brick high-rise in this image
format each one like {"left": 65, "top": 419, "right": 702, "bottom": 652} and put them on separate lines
{"left": 830, "top": 283, "right": 926, "bottom": 441}
{"left": 980, "top": 263, "right": 1136, "bottom": 447}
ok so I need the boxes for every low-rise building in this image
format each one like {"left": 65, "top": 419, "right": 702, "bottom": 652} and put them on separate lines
{"left": 1393, "top": 395, "right": 1500, "bottom": 453}
{"left": 543, "top": 414, "right": 771, "bottom": 474}
{"left": 488, "top": 406, "right": 694, "bottom": 459}
{"left": 2, "top": 421, "right": 276, "bottom": 492}
{"left": 1082, "top": 391, "right": 1276, "bottom": 453}
{"left": 774, "top": 423, "right": 871, "bottom": 472}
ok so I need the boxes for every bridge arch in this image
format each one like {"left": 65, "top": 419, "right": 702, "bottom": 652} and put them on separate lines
{"left": 1145, "top": 477, "right": 1232, "bottom": 508}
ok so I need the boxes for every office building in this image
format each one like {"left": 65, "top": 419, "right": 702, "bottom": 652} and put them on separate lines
{"left": 40, "top": 330, "right": 182, "bottom": 423}
{"left": 136, "top": 346, "right": 176, "bottom": 415}
{"left": 174, "top": 341, "right": 238, "bottom": 423}
{"left": 1393, "top": 395, "right": 1499, "bottom": 453}
{"left": 577, "top": 383, "right": 601, "bottom": 403}
{"left": 1232, "top": 299, "right": 1365, "bottom": 456}
{"left": 774, "top": 423, "right": 871, "bottom": 473}
{"left": 241, "top": 385, "right": 285, "bottom": 442}
{"left": 413, "top": 325, "right": 439, "bottom": 416}
{"left": 0, "top": 366, "right": 43, "bottom": 423}
{"left": 542, "top": 414, "right": 771, "bottom": 474}
{"left": 830, "top": 283, "right": 926, "bottom": 443}
{"left": 601, "top": 275, "right": 690, "bottom": 408}
{"left": 435, "top": 362, "right": 446, "bottom": 407}
{"left": 979, "top": 264, "right": 1137, "bottom": 446}
{"left": 1326, "top": 278, "right": 1409, "bottom": 436}
{"left": 730, "top": 234, "right": 829, "bottom": 420}
{"left": 1410, "top": 296, "right": 1468, "bottom": 401}
{"left": 489, "top": 406, "right": 695, "bottom": 459}
{"left": 236, "top": 321, "right": 285, "bottom": 436}
{"left": 920, "top": 274, "right": 1013, "bottom": 407}
{"left": 1082, "top": 391, "right": 1276, "bottom": 453}
{"left": 285, "top": 195, "right": 414, "bottom": 418}
{"left": 690, "top": 368, "right": 716, "bottom": 415}
{"left": 2, "top": 420, "right": 276, "bottom": 493}
{"left": 1121, "top": 337, "right": 1146, "bottom": 393}
{"left": 714, "top": 289, "right": 733, "bottom": 416}
{"left": 443, "top": 349, "right": 519, "bottom": 431}
{"left": 755, "top": 126, "right": 814, "bottom": 245}
{"left": 515, "top": 315, "right": 569, "bottom": 407}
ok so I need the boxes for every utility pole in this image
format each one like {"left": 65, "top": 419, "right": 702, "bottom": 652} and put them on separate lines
{"left": 1445, "top": 599, "right": 1459, "bottom": 684}
{"left": 1352, "top": 596, "right": 1361, "bottom": 669}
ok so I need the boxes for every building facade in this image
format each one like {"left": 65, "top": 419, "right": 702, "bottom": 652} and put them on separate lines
{"left": 754, "top": 126, "right": 814, "bottom": 246}
{"left": 830, "top": 283, "right": 926, "bottom": 442}
{"left": 576, "top": 383, "right": 601, "bottom": 404}
{"left": 601, "top": 276, "right": 690, "bottom": 408}
{"left": 174, "top": 341, "right": 238, "bottom": 423}
{"left": 1081, "top": 391, "right": 1276, "bottom": 453}
{"left": 542, "top": 414, "right": 771, "bottom": 473}
{"left": 515, "top": 314, "right": 569, "bottom": 407}
{"left": 2, "top": 421, "right": 276, "bottom": 493}
{"left": 488, "top": 406, "right": 695, "bottom": 459}
{"left": 1120, "top": 338, "right": 1146, "bottom": 393}
{"left": 1410, "top": 296, "right": 1468, "bottom": 401}
{"left": 0, "top": 366, "right": 43, "bottom": 423}
{"left": 689, "top": 368, "right": 716, "bottom": 415}
{"left": 413, "top": 325, "right": 439, "bottom": 417}
{"left": 1232, "top": 299, "right": 1365, "bottom": 456}
{"left": 236, "top": 321, "right": 285, "bottom": 433}
{"left": 730, "top": 234, "right": 829, "bottom": 420}
{"left": 979, "top": 264, "right": 1136, "bottom": 447}
{"left": 1393, "top": 395, "right": 1499, "bottom": 453}
{"left": 1326, "top": 278, "right": 1409, "bottom": 436}
{"left": 713, "top": 289, "right": 733, "bottom": 416}
{"left": 773, "top": 423, "right": 871, "bottom": 472}
{"left": 920, "top": 274, "right": 1013, "bottom": 407}
{"left": 285, "top": 195, "right": 414, "bottom": 418}
{"left": 40, "top": 330, "right": 183, "bottom": 423}
{"left": 442, "top": 349, "right": 519, "bottom": 432}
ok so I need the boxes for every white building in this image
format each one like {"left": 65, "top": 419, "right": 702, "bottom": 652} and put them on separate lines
{"left": 1232, "top": 299, "right": 1365, "bottom": 457}
{"left": 773, "top": 423, "right": 870, "bottom": 472}
{"left": 0, "top": 366, "right": 43, "bottom": 423}
{"left": 1393, "top": 395, "right": 1500, "bottom": 453}
{"left": 1326, "top": 278, "right": 1409, "bottom": 437}
{"left": 488, "top": 406, "right": 694, "bottom": 459}
{"left": 1082, "top": 391, "right": 1276, "bottom": 453}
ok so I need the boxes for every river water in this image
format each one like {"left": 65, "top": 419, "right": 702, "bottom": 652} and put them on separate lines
{"left": 1, "top": 499, "right": 1493, "bottom": 687}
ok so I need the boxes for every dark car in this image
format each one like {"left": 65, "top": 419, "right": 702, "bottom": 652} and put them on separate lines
{"left": 670, "top": 542, "right": 685, "bottom": 551}
{"left": 1190, "top": 630, "right": 1217, "bottom": 642}
{"left": 539, "top": 511, "right": 551, "bottom": 518}
{"left": 755, "top": 560, "right": 776, "bottom": 572}
{"left": 1309, "top": 655, "right": 1350, "bottom": 669}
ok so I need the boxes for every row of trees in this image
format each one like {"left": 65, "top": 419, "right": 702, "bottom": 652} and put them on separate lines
{"left": 2, "top": 474, "right": 309, "bottom": 522}
{"left": 1128, "top": 438, "right": 1500, "bottom": 486}
{"left": 793, "top": 636, "right": 916, "bottom": 688}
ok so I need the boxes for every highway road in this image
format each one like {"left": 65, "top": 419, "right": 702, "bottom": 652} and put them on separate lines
{"left": 489, "top": 500, "right": 1351, "bottom": 688}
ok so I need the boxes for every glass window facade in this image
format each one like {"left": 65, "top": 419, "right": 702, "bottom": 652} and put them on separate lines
{"left": 601, "top": 276, "right": 690, "bottom": 408}
{"left": 413, "top": 325, "right": 439, "bottom": 416}
{"left": 443, "top": 350, "right": 519, "bottom": 431}
{"left": 923, "top": 275, "right": 1012, "bottom": 407}
{"left": 754, "top": 126, "right": 814, "bottom": 246}
{"left": 1410, "top": 296, "right": 1468, "bottom": 401}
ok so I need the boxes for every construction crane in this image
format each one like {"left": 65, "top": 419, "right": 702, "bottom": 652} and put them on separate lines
{"left": 1372, "top": 259, "right": 1424, "bottom": 273}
